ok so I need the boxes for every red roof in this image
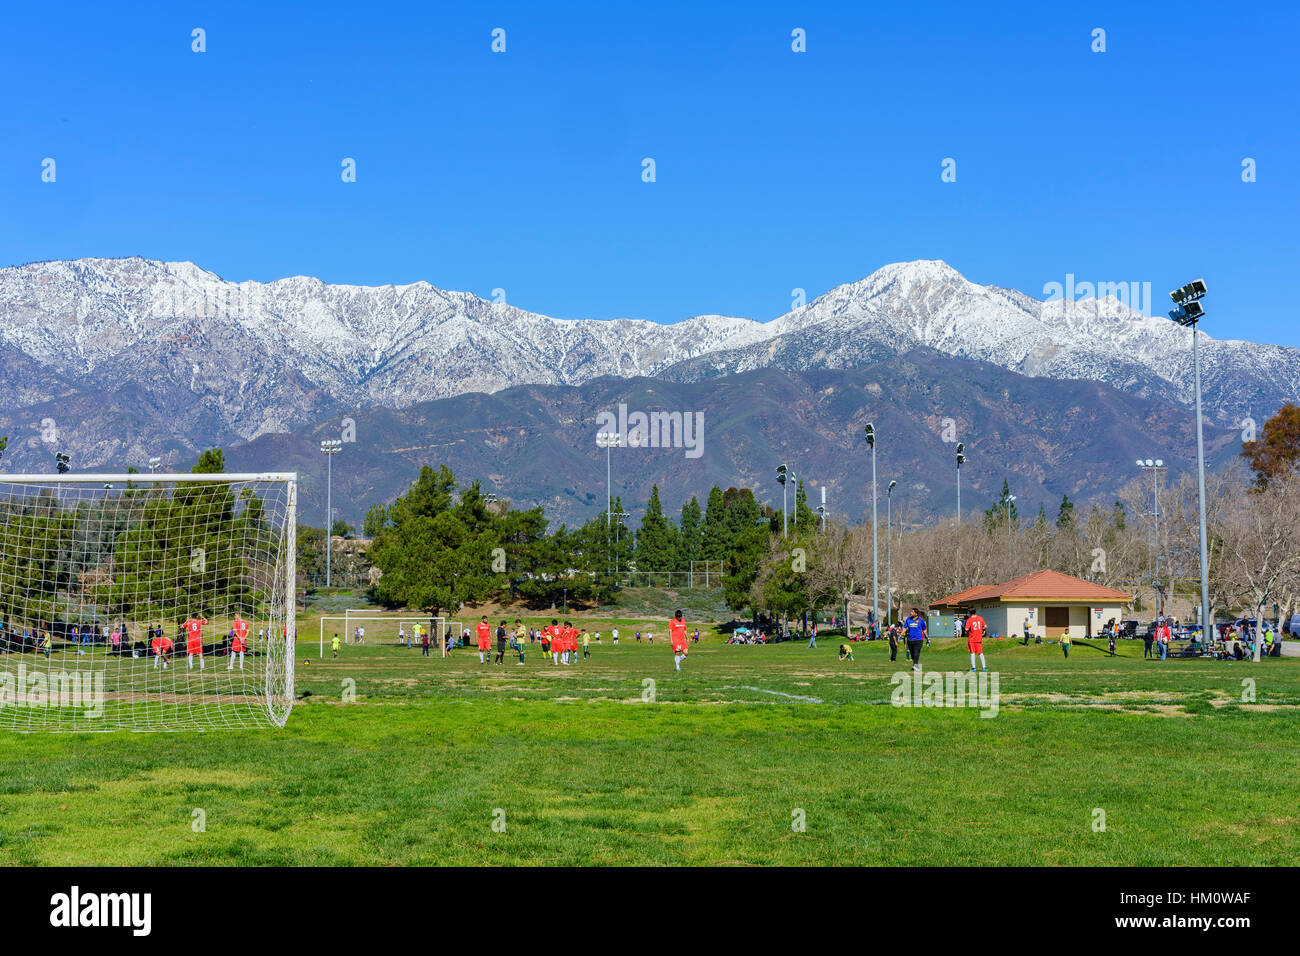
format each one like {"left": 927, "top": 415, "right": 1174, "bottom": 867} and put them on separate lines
{"left": 931, "top": 570, "right": 1131, "bottom": 609}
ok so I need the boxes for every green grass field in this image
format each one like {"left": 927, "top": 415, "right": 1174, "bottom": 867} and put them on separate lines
{"left": 2, "top": 618, "right": 1298, "bottom": 866}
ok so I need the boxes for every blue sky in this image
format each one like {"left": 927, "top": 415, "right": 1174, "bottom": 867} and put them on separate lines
{"left": 2, "top": 1, "right": 1297, "bottom": 344}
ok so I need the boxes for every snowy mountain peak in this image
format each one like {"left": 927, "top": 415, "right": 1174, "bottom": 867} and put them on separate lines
{"left": 0, "top": 257, "right": 1295, "bottom": 466}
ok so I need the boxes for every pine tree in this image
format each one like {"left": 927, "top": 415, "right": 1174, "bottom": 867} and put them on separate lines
{"left": 678, "top": 496, "right": 703, "bottom": 570}
{"left": 699, "top": 486, "right": 728, "bottom": 560}
{"left": 1056, "top": 494, "right": 1076, "bottom": 529}
{"left": 794, "top": 480, "right": 818, "bottom": 534}
{"left": 634, "top": 485, "right": 676, "bottom": 570}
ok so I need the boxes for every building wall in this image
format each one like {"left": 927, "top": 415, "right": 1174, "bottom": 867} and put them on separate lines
{"left": 969, "top": 602, "right": 1128, "bottom": 639}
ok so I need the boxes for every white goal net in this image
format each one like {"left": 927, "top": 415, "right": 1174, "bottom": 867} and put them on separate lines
{"left": 0, "top": 473, "right": 296, "bottom": 732}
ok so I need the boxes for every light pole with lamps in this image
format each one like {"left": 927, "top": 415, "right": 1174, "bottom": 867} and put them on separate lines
{"left": 147, "top": 456, "right": 161, "bottom": 474}
{"left": 596, "top": 431, "right": 621, "bottom": 526}
{"left": 956, "top": 442, "right": 966, "bottom": 523}
{"left": 776, "top": 464, "right": 793, "bottom": 538}
{"left": 1169, "top": 278, "right": 1212, "bottom": 647}
{"left": 1005, "top": 493, "right": 1017, "bottom": 543}
{"left": 611, "top": 511, "right": 630, "bottom": 575}
{"left": 865, "top": 423, "right": 878, "bottom": 632}
{"left": 1136, "top": 458, "right": 1166, "bottom": 619}
{"left": 886, "top": 479, "right": 897, "bottom": 626}
{"left": 320, "top": 439, "right": 342, "bottom": 587}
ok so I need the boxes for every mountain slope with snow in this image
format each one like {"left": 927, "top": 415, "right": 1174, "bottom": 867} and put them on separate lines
{"left": 0, "top": 256, "right": 1293, "bottom": 470}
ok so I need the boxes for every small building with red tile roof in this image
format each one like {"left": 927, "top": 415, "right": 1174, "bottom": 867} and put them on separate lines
{"left": 930, "top": 570, "right": 1132, "bottom": 641}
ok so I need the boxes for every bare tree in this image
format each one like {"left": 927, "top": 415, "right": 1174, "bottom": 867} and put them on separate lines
{"left": 1214, "top": 470, "right": 1300, "bottom": 660}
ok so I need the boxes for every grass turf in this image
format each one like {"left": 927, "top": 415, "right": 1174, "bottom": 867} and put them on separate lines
{"left": 1, "top": 624, "right": 1297, "bottom": 865}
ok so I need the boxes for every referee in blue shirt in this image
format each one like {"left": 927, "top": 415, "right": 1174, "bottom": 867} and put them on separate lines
{"left": 903, "top": 608, "right": 929, "bottom": 671}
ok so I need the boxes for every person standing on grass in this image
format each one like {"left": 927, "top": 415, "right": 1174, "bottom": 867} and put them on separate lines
{"left": 965, "top": 611, "right": 988, "bottom": 673}
{"left": 1143, "top": 625, "right": 1155, "bottom": 660}
{"left": 476, "top": 616, "right": 492, "bottom": 665}
{"left": 228, "top": 613, "right": 249, "bottom": 670}
{"left": 692, "top": 628, "right": 700, "bottom": 644}
{"left": 669, "top": 609, "right": 689, "bottom": 672}
{"left": 1156, "top": 618, "right": 1171, "bottom": 661}
{"left": 903, "top": 608, "right": 927, "bottom": 671}
{"left": 1061, "top": 631, "right": 1071, "bottom": 659}
{"left": 331, "top": 633, "right": 341, "bottom": 659}
{"left": 183, "top": 612, "right": 207, "bottom": 670}
{"left": 807, "top": 621, "right": 818, "bottom": 649}
{"left": 514, "top": 620, "right": 527, "bottom": 665}
{"left": 1107, "top": 627, "right": 1117, "bottom": 657}
{"left": 1022, "top": 615, "right": 1033, "bottom": 645}
{"left": 612, "top": 626, "right": 619, "bottom": 646}
{"left": 495, "top": 620, "right": 508, "bottom": 665}
{"left": 540, "top": 621, "right": 553, "bottom": 659}
{"left": 888, "top": 623, "right": 900, "bottom": 662}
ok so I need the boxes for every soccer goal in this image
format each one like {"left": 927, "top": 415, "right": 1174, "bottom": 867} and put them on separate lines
{"left": 343, "top": 610, "right": 436, "bottom": 647}
{"left": 0, "top": 472, "right": 296, "bottom": 732}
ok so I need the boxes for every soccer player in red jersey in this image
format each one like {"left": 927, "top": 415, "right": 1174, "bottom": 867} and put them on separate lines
{"left": 669, "top": 609, "right": 689, "bottom": 672}
{"left": 151, "top": 630, "right": 172, "bottom": 668}
{"left": 476, "top": 616, "right": 492, "bottom": 665}
{"left": 229, "top": 613, "right": 249, "bottom": 671}
{"left": 183, "top": 613, "right": 207, "bottom": 670}
{"left": 565, "top": 621, "right": 579, "bottom": 665}
{"left": 547, "top": 619, "right": 562, "bottom": 665}
{"left": 965, "top": 611, "right": 988, "bottom": 672}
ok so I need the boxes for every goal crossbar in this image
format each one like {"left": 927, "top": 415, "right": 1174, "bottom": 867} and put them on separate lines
{"left": 0, "top": 473, "right": 298, "bottom": 483}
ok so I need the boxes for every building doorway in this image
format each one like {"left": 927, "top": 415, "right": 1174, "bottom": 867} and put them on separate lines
{"left": 1045, "top": 606, "right": 1070, "bottom": 639}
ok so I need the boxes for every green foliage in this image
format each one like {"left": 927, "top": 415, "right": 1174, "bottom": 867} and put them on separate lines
{"left": 1056, "top": 494, "right": 1076, "bottom": 529}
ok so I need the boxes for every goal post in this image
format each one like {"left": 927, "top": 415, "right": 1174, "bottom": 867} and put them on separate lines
{"left": 0, "top": 472, "right": 296, "bottom": 732}
{"left": 318, "top": 612, "right": 434, "bottom": 654}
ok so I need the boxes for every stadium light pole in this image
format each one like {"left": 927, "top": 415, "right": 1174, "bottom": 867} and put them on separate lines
{"left": 55, "top": 452, "right": 70, "bottom": 505}
{"left": 1137, "top": 458, "right": 1166, "bottom": 619}
{"left": 597, "top": 431, "right": 622, "bottom": 574}
{"left": 955, "top": 443, "right": 966, "bottom": 524}
{"left": 1169, "top": 279, "right": 1212, "bottom": 648}
{"left": 147, "top": 456, "right": 161, "bottom": 474}
{"left": 320, "top": 439, "right": 343, "bottom": 587}
{"left": 611, "top": 511, "right": 630, "bottom": 575}
{"left": 596, "top": 431, "right": 621, "bottom": 526}
{"left": 886, "top": 479, "right": 897, "bottom": 626}
{"left": 776, "top": 464, "right": 792, "bottom": 538}
{"left": 1005, "top": 493, "right": 1017, "bottom": 543}
{"left": 865, "top": 423, "right": 878, "bottom": 631}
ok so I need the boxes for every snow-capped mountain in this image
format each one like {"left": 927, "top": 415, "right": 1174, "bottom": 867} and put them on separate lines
{"left": 659, "top": 260, "right": 1297, "bottom": 434}
{"left": 0, "top": 256, "right": 1294, "bottom": 470}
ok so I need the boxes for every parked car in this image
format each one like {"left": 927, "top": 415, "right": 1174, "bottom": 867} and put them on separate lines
{"left": 1285, "top": 614, "right": 1300, "bottom": 637}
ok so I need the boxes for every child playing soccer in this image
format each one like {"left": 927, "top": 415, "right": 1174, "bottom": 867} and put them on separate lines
{"left": 965, "top": 611, "right": 988, "bottom": 672}
{"left": 669, "top": 610, "right": 688, "bottom": 672}
{"left": 838, "top": 643, "right": 854, "bottom": 661}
